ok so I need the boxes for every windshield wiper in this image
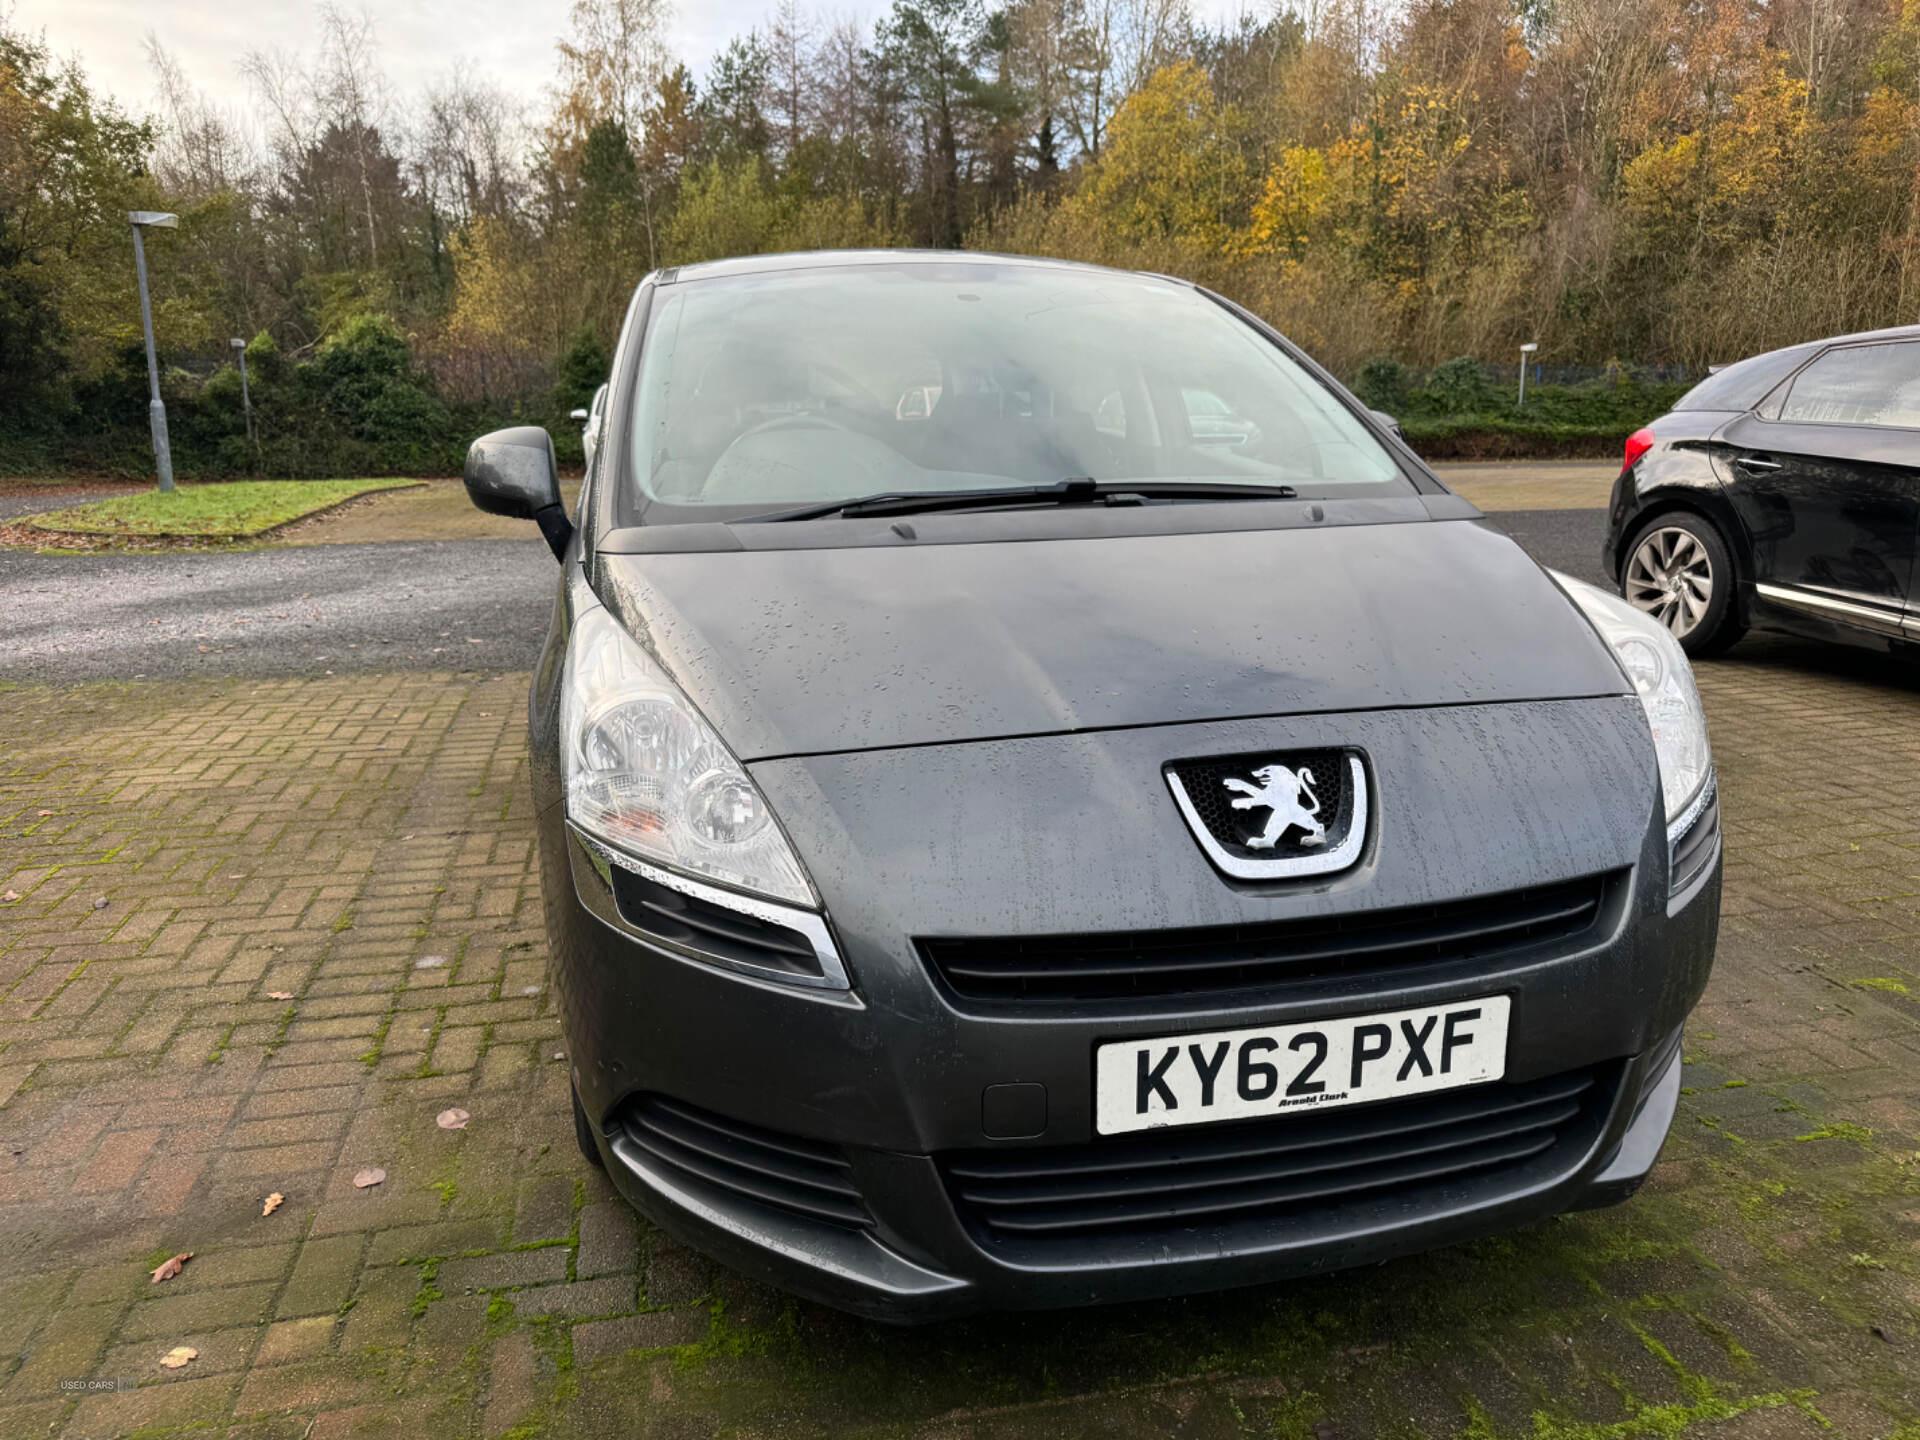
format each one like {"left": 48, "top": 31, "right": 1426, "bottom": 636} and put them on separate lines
{"left": 742, "top": 478, "right": 1298, "bottom": 522}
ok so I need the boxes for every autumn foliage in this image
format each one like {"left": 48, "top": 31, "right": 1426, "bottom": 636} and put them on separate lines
{"left": 5, "top": 0, "right": 1920, "bottom": 475}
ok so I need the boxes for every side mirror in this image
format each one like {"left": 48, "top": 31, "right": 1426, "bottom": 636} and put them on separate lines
{"left": 569, "top": 408, "right": 589, "bottom": 423}
{"left": 1370, "top": 409, "right": 1404, "bottom": 439}
{"left": 465, "top": 426, "right": 573, "bottom": 561}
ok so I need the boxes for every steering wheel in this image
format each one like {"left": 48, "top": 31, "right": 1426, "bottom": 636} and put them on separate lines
{"left": 729, "top": 411, "right": 860, "bottom": 443}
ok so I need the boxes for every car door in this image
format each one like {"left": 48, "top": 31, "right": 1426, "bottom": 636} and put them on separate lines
{"left": 1718, "top": 339, "right": 1920, "bottom": 639}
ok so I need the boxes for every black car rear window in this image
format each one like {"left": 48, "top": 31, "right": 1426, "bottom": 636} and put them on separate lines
{"left": 1673, "top": 346, "right": 1813, "bottom": 413}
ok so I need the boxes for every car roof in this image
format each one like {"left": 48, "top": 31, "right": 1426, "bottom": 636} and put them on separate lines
{"left": 657, "top": 248, "right": 1189, "bottom": 288}
{"left": 1735, "top": 323, "right": 1920, "bottom": 368}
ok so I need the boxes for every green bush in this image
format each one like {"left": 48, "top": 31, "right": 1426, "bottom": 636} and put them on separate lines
{"left": 0, "top": 312, "right": 585, "bottom": 479}
{"left": 1363, "top": 358, "right": 1690, "bottom": 459}
{"left": 1414, "top": 357, "right": 1502, "bottom": 414}
{"left": 554, "top": 328, "right": 612, "bottom": 413}
{"left": 1354, "top": 357, "right": 1410, "bottom": 412}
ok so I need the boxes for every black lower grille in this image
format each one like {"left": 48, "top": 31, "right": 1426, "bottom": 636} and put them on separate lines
{"left": 920, "top": 874, "right": 1616, "bottom": 1006}
{"left": 613, "top": 1095, "right": 871, "bottom": 1229}
{"left": 942, "top": 1067, "right": 1609, "bottom": 1244}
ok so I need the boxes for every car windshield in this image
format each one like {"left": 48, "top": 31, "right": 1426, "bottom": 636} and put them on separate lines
{"left": 624, "top": 261, "right": 1409, "bottom": 520}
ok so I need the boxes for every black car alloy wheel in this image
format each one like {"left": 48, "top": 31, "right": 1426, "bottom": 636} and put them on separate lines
{"left": 1621, "top": 513, "right": 1742, "bottom": 655}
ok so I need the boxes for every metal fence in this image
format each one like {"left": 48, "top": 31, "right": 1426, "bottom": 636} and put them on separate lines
{"left": 1469, "top": 361, "right": 1704, "bottom": 387}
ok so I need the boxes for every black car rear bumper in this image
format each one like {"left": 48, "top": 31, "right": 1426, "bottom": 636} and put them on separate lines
{"left": 544, "top": 804, "right": 1717, "bottom": 1322}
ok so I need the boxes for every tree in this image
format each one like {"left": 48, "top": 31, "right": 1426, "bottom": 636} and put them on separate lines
{"left": 0, "top": 20, "right": 155, "bottom": 410}
{"left": 701, "top": 34, "right": 773, "bottom": 162}
{"left": 767, "top": 0, "right": 814, "bottom": 159}
{"left": 876, "top": 0, "right": 990, "bottom": 245}
{"left": 1006, "top": 0, "right": 1083, "bottom": 175}
{"left": 1069, "top": 61, "right": 1250, "bottom": 251}
{"left": 555, "top": 0, "right": 672, "bottom": 138}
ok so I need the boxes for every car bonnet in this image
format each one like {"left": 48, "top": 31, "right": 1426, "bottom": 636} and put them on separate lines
{"left": 592, "top": 516, "right": 1628, "bottom": 762}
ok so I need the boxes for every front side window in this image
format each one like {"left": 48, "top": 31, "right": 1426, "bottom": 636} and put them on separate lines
{"left": 1778, "top": 342, "right": 1920, "bottom": 428}
{"left": 624, "top": 263, "right": 1406, "bottom": 521}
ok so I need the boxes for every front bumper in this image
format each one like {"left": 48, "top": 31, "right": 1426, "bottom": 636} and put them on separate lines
{"left": 595, "top": 1027, "right": 1689, "bottom": 1321}
{"left": 541, "top": 796, "right": 1718, "bottom": 1323}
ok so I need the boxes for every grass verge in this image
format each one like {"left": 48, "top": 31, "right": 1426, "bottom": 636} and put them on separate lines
{"left": 28, "top": 478, "right": 420, "bottom": 537}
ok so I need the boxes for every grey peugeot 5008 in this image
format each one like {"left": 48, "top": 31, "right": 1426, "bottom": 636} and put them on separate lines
{"left": 465, "top": 250, "right": 1720, "bottom": 1322}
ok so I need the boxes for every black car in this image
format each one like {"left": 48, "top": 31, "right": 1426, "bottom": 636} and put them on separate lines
{"left": 465, "top": 250, "right": 1720, "bottom": 1321}
{"left": 1603, "top": 326, "right": 1920, "bottom": 655}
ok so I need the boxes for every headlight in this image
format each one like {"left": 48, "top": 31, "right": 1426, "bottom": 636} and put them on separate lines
{"left": 560, "top": 606, "right": 816, "bottom": 906}
{"left": 1552, "top": 572, "right": 1713, "bottom": 827}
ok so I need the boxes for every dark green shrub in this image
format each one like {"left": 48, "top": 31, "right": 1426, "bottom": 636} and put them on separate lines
{"left": 1413, "top": 356, "right": 1500, "bottom": 415}
{"left": 554, "top": 328, "right": 612, "bottom": 412}
{"left": 1354, "top": 357, "right": 1410, "bottom": 412}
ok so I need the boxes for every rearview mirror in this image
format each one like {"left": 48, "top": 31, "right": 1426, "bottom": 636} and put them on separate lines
{"left": 464, "top": 426, "right": 573, "bottom": 561}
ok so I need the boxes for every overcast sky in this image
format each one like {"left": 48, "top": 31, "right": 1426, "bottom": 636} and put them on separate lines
{"left": 15, "top": 0, "right": 754, "bottom": 122}
{"left": 19, "top": 0, "right": 1251, "bottom": 134}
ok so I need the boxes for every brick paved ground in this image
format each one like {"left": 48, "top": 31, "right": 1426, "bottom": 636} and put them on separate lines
{"left": 1, "top": 639, "right": 1917, "bottom": 1439}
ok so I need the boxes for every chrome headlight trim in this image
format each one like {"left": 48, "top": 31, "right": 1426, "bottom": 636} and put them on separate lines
{"left": 1666, "top": 769, "right": 1717, "bottom": 849}
{"left": 572, "top": 825, "right": 851, "bottom": 991}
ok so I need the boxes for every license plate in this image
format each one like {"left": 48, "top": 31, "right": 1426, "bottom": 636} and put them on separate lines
{"left": 1094, "top": 996, "right": 1511, "bottom": 1136}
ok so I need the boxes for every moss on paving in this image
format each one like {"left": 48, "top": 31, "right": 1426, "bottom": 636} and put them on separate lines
{"left": 28, "top": 478, "right": 417, "bottom": 536}
{"left": 461, "top": 1052, "right": 1920, "bottom": 1440}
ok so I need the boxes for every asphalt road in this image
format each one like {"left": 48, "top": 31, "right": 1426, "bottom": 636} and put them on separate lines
{"left": 0, "top": 510, "right": 1606, "bottom": 683}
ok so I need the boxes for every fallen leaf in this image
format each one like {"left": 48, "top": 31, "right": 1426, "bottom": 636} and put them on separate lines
{"left": 159, "top": 1345, "right": 197, "bottom": 1369}
{"left": 437, "top": 1108, "right": 469, "bottom": 1130}
{"left": 36, "top": 809, "right": 52, "bottom": 817}
{"left": 2, "top": 890, "right": 20, "bottom": 903}
{"left": 552, "top": 1051, "right": 566, "bottom": 1062}
{"left": 262, "top": 1192, "right": 284, "bottom": 1216}
{"left": 267, "top": 991, "right": 294, "bottom": 1001}
{"left": 150, "top": 1252, "right": 193, "bottom": 1283}
{"left": 353, "top": 1168, "right": 385, "bottom": 1189}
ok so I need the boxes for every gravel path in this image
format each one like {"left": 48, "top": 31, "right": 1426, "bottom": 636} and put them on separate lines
{"left": 0, "top": 538, "right": 557, "bottom": 682}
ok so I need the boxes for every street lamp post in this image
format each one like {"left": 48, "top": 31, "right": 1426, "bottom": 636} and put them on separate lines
{"left": 1518, "top": 341, "right": 1540, "bottom": 408}
{"left": 128, "top": 211, "right": 180, "bottom": 491}
{"left": 230, "top": 337, "right": 253, "bottom": 446}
